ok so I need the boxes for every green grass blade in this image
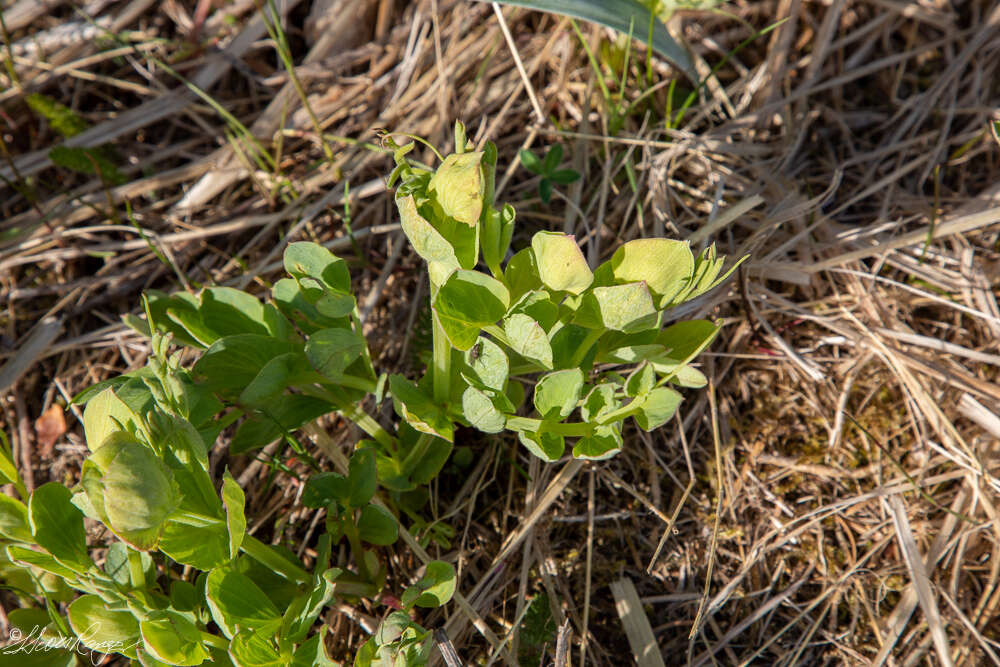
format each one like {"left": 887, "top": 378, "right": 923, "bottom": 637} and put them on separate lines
{"left": 483, "top": 0, "right": 696, "bottom": 82}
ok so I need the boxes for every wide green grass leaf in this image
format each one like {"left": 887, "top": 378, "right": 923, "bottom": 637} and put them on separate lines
{"left": 484, "top": 0, "right": 696, "bottom": 82}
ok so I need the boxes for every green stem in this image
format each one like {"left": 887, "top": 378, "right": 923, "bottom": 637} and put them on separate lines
{"left": 400, "top": 432, "right": 436, "bottom": 473}
{"left": 127, "top": 549, "right": 146, "bottom": 589}
{"left": 308, "top": 386, "right": 395, "bottom": 449}
{"left": 239, "top": 534, "right": 311, "bottom": 585}
{"left": 339, "top": 513, "right": 371, "bottom": 581}
{"left": 569, "top": 328, "right": 604, "bottom": 368}
{"left": 505, "top": 417, "right": 593, "bottom": 438}
{"left": 431, "top": 310, "right": 451, "bottom": 405}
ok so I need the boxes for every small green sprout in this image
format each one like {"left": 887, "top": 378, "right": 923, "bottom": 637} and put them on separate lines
{"left": 519, "top": 144, "right": 581, "bottom": 204}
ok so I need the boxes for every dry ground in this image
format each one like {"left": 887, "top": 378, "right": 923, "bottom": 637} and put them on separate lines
{"left": 1, "top": 0, "right": 1000, "bottom": 664}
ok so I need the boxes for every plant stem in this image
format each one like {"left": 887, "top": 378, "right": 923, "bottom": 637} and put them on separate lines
{"left": 505, "top": 417, "right": 593, "bottom": 438}
{"left": 339, "top": 513, "right": 371, "bottom": 581}
{"left": 239, "top": 534, "right": 311, "bottom": 585}
{"left": 127, "top": 548, "right": 146, "bottom": 589}
{"left": 309, "top": 386, "right": 394, "bottom": 449}
{"left": 400, "top": 432, "right": 436, "bottom": 473}
{"left": 568, "top": 328, "right": 604, "bottom": 368}
{"left": 431, "top": 306, "right": 451, "bottom": 405}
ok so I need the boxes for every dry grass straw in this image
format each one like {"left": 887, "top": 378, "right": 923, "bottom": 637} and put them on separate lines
{"left": 1, "top": 0, "right": 1000, "bottom": 664}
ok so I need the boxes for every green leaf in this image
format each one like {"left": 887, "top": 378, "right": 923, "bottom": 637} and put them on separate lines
{"left": 652, "top": 320, "right": 720, "bottom": 372}
{"left": 27, "top": 93, "right": 88, "bottom": 137}
{"left": 401, "top": 561, "right": 456, "bottom": 609}
{"left": 231, "top": 395, "right": 332, "bottom": 454}
{"left": 347, "top": 447, "right": 377, "bottom": 508}
{"left": 464, "top": 336, "right": 508, "bottom": 391}
{"left": 549, "top": 168, "right": 581, "bottom": 185}
{"left": 48, "top": 145, "right": 126, "bottom": 184}
{"left": 193, "top": 335, "right": 302, "bottom": 400}
{"left": 315, "top": 291, "right": 357, "bottom": 318}
{"left": 672, "top": 364, "right": 707, "bottom": 388}
{"left": 358, "top": 505, "right": 399, "bottom": 546}
{"left": 141, "top": 610, "right": 210, "bottom": 666}
{"left": 7, "top": 607, "right": 52, "bottom": 635}
{"left": 550, "top": 324, "right": 597, "bottom": 370}
{"left": 291, "top": 628, "right": 338, "bottom": 666}
{"left": 509, "top": 289, "right": 560, "bottom": 331}
{"left": 283, "top": 581, "right": 336, "bottom": 645}
{"left": 542, "top": 144, "right": 563, "bottom": 173}
{"left": 28, "top": 483, "right": 90, "bottom": 571}
{"left": 222, "top": 471, "right": 246, "bottom": 560}
{"left": 397, "top": 194, "right": 460, "bottom": 283}
{"left": 159, "top": 520, "right": 231, "bottom": 571}
{"left": 305, "top": 328, "right": 366, "bottom": 380}
{"left": 82, "top": 387, "right": 142, "bottom": 452}
{"left": 580, "top": 383, "right": 620, "bottom": 423}
{"left": 0, "top": 494, "right": 32, "bottom": 542}
{"left": 302, "top": 472, "right": 348, "bottom": 510}
{"left": 398, "top": 431, "right": 453, "bottom": 487}
{"left": 504, "top": 313, "right": 553, "bottom": 369}
{"left": 573, "top": 425, "right": 622, "bottom": 460}
{"left": 608, "top": 238, "right": 694, "bottom": 306}
{"left": 68, "top": 595, "right": 141, "bottom": 655}
{"left": 673, "top": 245, "right": 748, "bottom": 304}
{"left": 7, "top": 544, "right": 78, "bottom": 581}
{"left": 503, "top": 247, "right": 543, "bottom": 302}
{"left": 531, "top": 231, "right": 593, "bottom": 295}
{"left": 519, "top": 148, "right": 542, "bottom": 173}
{"left": 533, "top": 369, "right": 584, "bottom": 419}
{"left": 93, "top": 437, "right": 179, "bottom": 550}
{"left": 283, "top": 242, "right": 351, "bottom": 292}
{"left": 238, "top": 352, "right": 310, "bottom": 407}
{"left": 625, "top": 363, "right": 655, "bottom": 397}
{"left": 272, "top": 278, "right": 346, "bottom": 332}
{"left": 200, "top": 287, "right": 291, "bottom": 340}
{"left": 0, "top": 431, "right": 27, "bottom": 499}
{"left": 206, "top": 567, "right": 282, "bottom": 639}
{"left": 462, "top": 386, "right": 506, "bottom": 433}
{"left": 434, "top": 269, "right": 510, "bottom": 350}
{"left": 632, "top": 386, "right": 683, "bottom": 431}
{"left": 483, "top": 0, "right": 696, "bottom": 82}
{"left": 517, "top": 430, "right": 565, "bottom": 462}
{"left": 576, "top": 282, "right": 658, "bottom": 332}
{"left": 104, "top": 542, "right": 153, "bottom": 588}
{"left": 165, "top": 301, "right": 218, "bottom": 347}
{"left": 430, "top": 151, "right": 485, "bottom": 226}
{"left": 228, "top": 631, "right": 283, "bottom": 667}
{"left": 389, "top": 375, "right": 453, "bottom": 442}
{"left": 171, "top": 580, "right": 199, "bottom": 612}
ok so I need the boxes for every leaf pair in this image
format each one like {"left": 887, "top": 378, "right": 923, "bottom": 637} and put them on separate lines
{"left": 520, "top": 144, "right": 581, "bottom": 204}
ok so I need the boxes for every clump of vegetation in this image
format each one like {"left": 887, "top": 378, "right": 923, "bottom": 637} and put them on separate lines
{"left": 0, "top": 121, "right": 741, "bottom": 665}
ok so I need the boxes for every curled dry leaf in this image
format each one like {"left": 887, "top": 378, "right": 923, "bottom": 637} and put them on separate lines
{"left": 34, "top": 403, "right": 66, "bottom": 459}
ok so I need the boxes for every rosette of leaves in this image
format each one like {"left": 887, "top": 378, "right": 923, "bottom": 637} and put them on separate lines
{"left": 388, "top": 121, "right": 746, "bottom": 462}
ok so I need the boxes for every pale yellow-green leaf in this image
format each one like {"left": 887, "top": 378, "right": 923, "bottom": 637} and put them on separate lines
{"left": 430, "top": 151, "right": 484, "bottom": 226}
{"left": 609, "top": 238, "right": 693, "bottom": 304}
{"left": 397, "top": 194, "right": 460, "bottom": 270}
{"left": 82, "top": 388, "right": 141, "bottom": 452}
{"left": 531, "top": 231, "right": 593, "bottom": 295}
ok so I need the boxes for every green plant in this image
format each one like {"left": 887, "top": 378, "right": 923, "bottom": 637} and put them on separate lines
{"left": 519, "top": 144, "right": 580, "bottom": 204}
{"left": 0, "top": 121, "right": 742, "bottom": 665}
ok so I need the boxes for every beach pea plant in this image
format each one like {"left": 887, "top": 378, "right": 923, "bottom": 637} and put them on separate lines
{"left": 0, "top": 120, "right": 741, "bottom": 666}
